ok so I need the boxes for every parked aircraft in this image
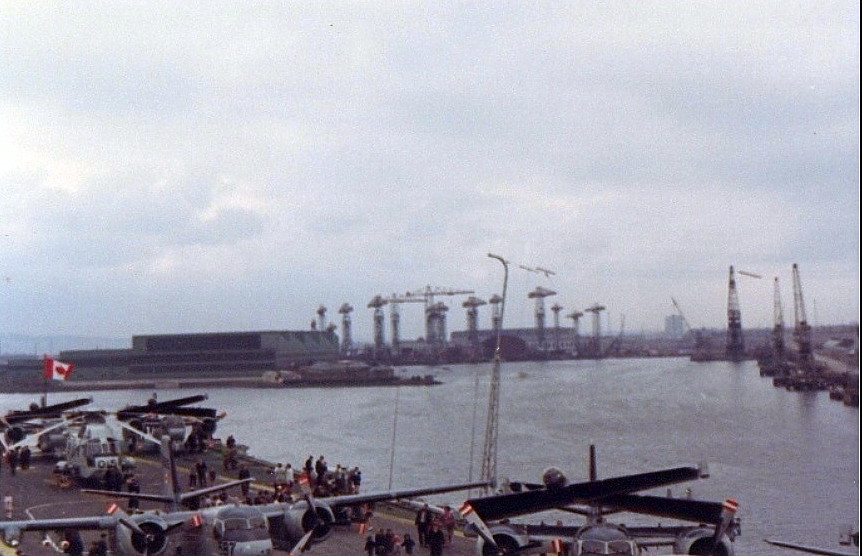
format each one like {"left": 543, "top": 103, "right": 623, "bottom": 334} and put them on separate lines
{"left": 0, "top": 397, "right": 92, "bottom": 451}
{"left": 115, "top": 394, "right": 226, "bottom": 453}
{"left": 0, "top": 438, "right": 489, "bottom": 555}
{"left": 460, "top": 445, "right": 740, "bottom": 556}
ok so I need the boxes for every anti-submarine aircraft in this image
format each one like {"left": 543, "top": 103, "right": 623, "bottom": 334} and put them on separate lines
{"left": 459, "top": 446, "right": 740, "bottom": 556}
{"left": 0, "top": 397, "right": 93, "bottom": 452}
{"left": 0, "top": 437, "right": 490, "bottom": 556}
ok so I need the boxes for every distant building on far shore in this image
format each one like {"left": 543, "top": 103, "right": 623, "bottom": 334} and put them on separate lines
{"left": 0, "top": 330, "right": 340, "bottom": 390}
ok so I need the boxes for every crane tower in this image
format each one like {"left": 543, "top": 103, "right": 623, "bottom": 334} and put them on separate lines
{"left": 463, "top": 296, "right": 487, "bottom": 345}
{"left": 772, "top": 278, "right": 786, "bottom": 366}
{"left": 551, "top": 303, "right": 563, "bottom": 351}
{"left": 386, "top": 294, "right": 424, "bottom": 356}
{"left": 367, "top": 295, "right": 388, "bottom": 358}
{"left": 528, "top": 286, "right": 557, "bottom": 351}
{"left": 567, "top": 310, "right": 583, "bottom": 356}
{"left": 725, "top": 266, "right": 746, "bottom": 361}
{"left": 316, "top": 305, "right": 327, "bottom": 332}
{"left": 585, "top": 303, "right": 606, "bottom": 358}
{"left": 338, "top": 303, "right": 354, "bottom": 354}
{"left": 792, "top": 263, "right": 814, "bottom": 371}
{"left": 406, "top": 286, "right": 474, "bottom": 347}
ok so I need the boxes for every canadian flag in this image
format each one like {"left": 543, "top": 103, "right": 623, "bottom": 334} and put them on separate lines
{"left": 43, "top": 357, "right": 75, "bottom": 381}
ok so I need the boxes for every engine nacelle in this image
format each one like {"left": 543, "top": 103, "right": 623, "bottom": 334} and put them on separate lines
{"left": 115, "top": 516, "right": 170, "bottom": 556}
{"left": 272, "top": 500, "right": 336, "bottom": 549}
{"left": 674, "top": 527, "right": 735, "bottom": 556}
{"left": 476, "top": 524, "right": 541, "bottom": 556}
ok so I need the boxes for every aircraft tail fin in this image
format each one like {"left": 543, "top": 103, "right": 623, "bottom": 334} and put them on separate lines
{"left": 161, "top": 437, "right": 183, "bottom": 508}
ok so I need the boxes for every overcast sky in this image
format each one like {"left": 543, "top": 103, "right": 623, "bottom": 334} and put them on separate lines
{"left": 1, "top": 2, "right": 859, "bottom": 346}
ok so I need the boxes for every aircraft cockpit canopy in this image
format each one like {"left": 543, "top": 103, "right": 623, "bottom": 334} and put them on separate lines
{"left": 576, "top": 539, "right": 638, "bottom": 556}
{"left": 213, "top": 509, "right": 270, "bottom": 543}
{"left": 575, "top": 524, "right": 639, "bottom": 556}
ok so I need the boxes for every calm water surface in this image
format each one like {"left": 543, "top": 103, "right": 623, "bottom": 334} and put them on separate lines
{"left": 3, "top": 358, "right": 858, "bottom": 555}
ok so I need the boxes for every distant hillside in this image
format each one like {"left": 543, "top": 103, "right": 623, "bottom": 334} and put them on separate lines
{"left": 0, "top": 334, "right": 129, "bottom": 357}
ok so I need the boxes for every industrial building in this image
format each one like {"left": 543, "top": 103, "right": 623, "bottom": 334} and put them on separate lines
{"left": 0, "top": 330, "right": 340, "bottom": 389}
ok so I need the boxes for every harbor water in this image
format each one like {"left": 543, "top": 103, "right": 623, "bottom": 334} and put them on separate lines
{"left": 3, "top": 357, "right": 858, "bottom": 555}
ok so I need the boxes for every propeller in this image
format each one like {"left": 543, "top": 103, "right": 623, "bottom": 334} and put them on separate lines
{"left": 709, "top": 499, "right": 739, "bottom": 554}
{"left": 458, "top": 502, "right": 498, "bottom": 550}
{"left": 288, "top": 528, "right": 316, "bottom": 555}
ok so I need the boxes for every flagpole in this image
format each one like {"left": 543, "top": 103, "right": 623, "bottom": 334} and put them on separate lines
{"left": 42, "top": 354, "right": 49, "bottom": 407}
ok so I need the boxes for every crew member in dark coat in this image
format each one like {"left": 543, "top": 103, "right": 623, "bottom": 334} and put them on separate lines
{"left": 238, "top": 464, "right": 251, "bottom": 498}
{"left": 426, "top": 523, "right": 446, "bottom": 556}
{"left": 415, "top": 504, "right": 432, "bottom": 547}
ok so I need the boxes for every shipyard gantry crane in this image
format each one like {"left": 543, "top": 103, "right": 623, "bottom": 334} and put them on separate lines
{"left": 772, "top": 278, "right": 787, "bottom": 369}
{"left": 316, "top": 305, "right": 327, "bottom": 332}
{"left": 386, "top": 294, "right": 425, "bottom": 355}
{"left": 725, "top": 266, "right": 746, "bottom": 362}
{"left": 528, "top": 286, "right": 557, "bottom": 351}
{"left": 406, "top": 286, "right": 474, "bottom": 348}
{"left": 584, "top": 303, "right": 606, "bottom": 358}
{"left": 367, "top": 295, "right": 388, "bottom": 358}
{"left": 792, "top": 263, "right": 814, "bottom": 371}
{"left": 462, "top": 296, "right": 488, "bottom": 346}
{"left": 551, "top": 303, "right": 563, "bottom": 352}
{"left": 338, "top": 303, "right": 354, "bottom": 354}
{"left": 566, "top": 310, "right": 584, "bottom": 356}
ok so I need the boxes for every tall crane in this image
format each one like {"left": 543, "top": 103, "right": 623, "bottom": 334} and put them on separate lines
{"left": 367, "top": 295, "right": 388, "bottom": 359}
{"left": 725, "top": 266, "right": 746, "bottom": 362}
{"left": 584, "top": 303, "right": 606, "bottom": 358}
{"left": 772, "top": 277, "right": 786, "bottom": 366}
{"left": 566, "top": 310, "right": 584, "bottom": 356}
{"left": 671, "top": 297, "right": 713, "bottom": 361}
{"left": 528, "top": 287, "right": 557, "bottom": 351}
{"left": 406, "top": 286, "right": 474, "bottom": 347}
{"left": 551, "top": 303, "right": 563, "bottom": 352}
{"left": 338, "top": 303, "right": 354, "bottom": 354}
{"left": 316, "top": 305, "right": 327, "bottom": 332}
{"left": 462, "top": 296, "right": 487, "bottom": 346}
{"left": 385, "top": 294, "right": 424, "bottom": 356}
{"left": 792, "top": 263, "right": 814, "bottom": 371}
{"left": 425, "top": 301, "right": 451, "bottom": 347}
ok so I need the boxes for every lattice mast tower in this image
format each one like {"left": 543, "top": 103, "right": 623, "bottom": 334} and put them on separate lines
{"left": 792, "top": 263, "right": 814, "bottom": 370}
{"left": 772, "top": 278, "right": 786, "bottom": 362}
{"left": 481, "top": 255, "right": 508, "bottom": 488}
{"left": 725, "top": 266, "right": 746, "bottom": 361}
